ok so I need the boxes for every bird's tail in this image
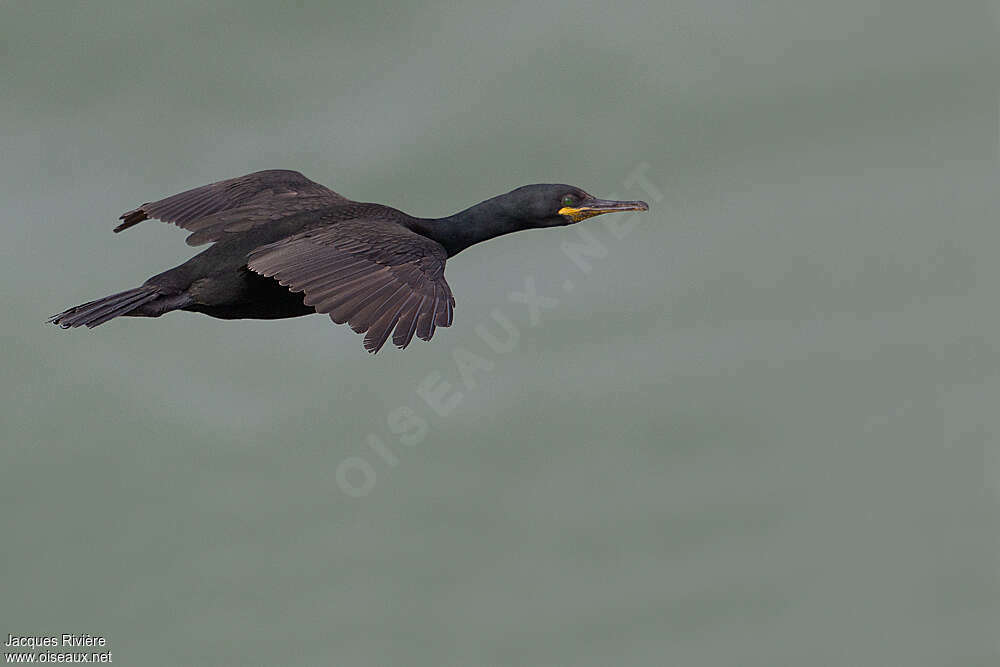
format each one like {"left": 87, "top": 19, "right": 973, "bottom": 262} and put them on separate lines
{"left": 48, "top": 286, "right": 163, "bottom": 328}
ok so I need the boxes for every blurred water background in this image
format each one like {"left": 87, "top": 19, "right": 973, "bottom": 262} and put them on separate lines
{"left": 1, "top": 1, "right": 998, "bottom": 664}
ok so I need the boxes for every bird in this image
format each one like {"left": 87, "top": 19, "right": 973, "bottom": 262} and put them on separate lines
{"left": 49, "top": 170, "right": 648, "bottom": 353}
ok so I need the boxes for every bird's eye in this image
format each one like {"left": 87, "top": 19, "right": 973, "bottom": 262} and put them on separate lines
{"left": 561, "top": 195, "right": 576, "bottom": 207}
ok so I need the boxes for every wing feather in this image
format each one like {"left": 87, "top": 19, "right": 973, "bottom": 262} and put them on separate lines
{"left": 247, "top": 219, "right": 454, "bottom": 353}
{"left": 115, "top": 170, "right": 348, "bottom": 245}
{"left": 392, "top": 294, "right": 425, "bottom": 349}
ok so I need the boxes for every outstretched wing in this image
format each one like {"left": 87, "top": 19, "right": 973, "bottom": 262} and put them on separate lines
{"left": 115, "top": 170, "right": 348, "bottom": 246}
{"left": 247, "top": 219, "right": 455, "bottom": 353}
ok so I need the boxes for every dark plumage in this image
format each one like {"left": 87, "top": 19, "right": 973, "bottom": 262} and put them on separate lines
{"left": 49, "top": 170, "right": 648, "bottom": 352}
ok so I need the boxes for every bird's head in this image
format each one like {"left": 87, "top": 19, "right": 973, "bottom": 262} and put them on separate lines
{"left": 498, "top": 184, "right": 649, "bottom": 228}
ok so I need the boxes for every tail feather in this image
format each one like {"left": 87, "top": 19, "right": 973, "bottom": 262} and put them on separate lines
{"left": 49, "top": 286, "right": 162, "bottom": 328}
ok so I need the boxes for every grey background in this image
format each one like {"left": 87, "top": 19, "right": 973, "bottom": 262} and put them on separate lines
{"left": 2, "top": 1, "right": 999, "bottom": 665}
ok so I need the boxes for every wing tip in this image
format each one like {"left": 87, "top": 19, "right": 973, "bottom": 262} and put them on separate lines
{"left": 113, "top": 208, "right": 148, "bottom": 233}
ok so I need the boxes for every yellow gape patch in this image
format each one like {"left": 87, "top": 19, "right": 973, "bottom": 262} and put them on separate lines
{"left": 558, "top": 206, "right": 605, "bottom": 222}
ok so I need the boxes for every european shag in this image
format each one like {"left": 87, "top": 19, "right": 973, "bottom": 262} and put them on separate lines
{"left": 49, "top": 170, "right": 648, "bottom": 352}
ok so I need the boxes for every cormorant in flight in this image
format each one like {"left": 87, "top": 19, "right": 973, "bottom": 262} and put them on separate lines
{"left": 49, "top": 170, "right": 648, "bottom": 352}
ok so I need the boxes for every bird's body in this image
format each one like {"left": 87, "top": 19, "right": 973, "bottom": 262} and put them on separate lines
{"left": 50, "top": 170, "right": 647, "bottom": 352}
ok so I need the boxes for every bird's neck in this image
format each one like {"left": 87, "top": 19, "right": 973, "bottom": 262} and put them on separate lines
{"left": 411, "top": 199, "right": 528, "bottom": 257}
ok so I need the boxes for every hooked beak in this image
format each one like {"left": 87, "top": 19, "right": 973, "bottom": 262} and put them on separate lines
{"left": 558, "top": 197, "right": 649, "bottom": 222}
